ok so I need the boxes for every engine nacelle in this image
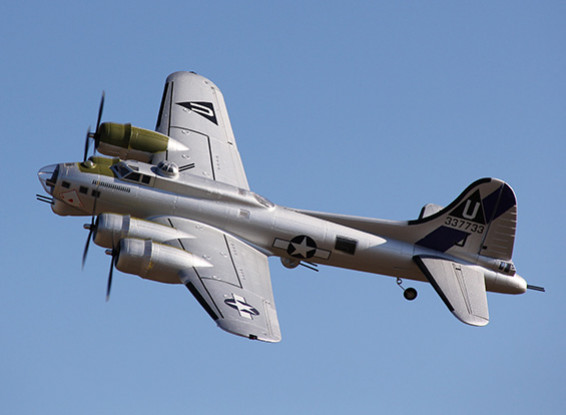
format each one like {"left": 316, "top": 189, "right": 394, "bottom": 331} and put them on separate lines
{"left": 96, "top": 123, "right": 186, "bottom": 162}
{"left": 93, "top": 213, "right": 192, "bottom": 249}
{"left": 115, "top": 238, "right": 212, "bottom": 284}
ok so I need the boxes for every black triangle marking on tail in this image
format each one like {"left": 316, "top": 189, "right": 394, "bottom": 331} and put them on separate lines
{"left": 481, "top": 183, "right": 516, "bottom": 223}
{"left": 450, "top": 190, "right": 486, "bottom": 225}
{"left": 177, "top": 101, "right": 218, "bottom": 125}
{"left": 408, "top": 178, "right": 492, "bottom": 225}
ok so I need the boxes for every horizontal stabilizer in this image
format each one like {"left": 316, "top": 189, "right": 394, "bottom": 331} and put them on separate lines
{"left": 419, "top": 203, "right": 444, "bottom": 220}
{"left": 414, "top": 256, "right": 489, "bottom": 326}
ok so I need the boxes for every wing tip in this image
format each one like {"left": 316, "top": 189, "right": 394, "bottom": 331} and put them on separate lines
{"left": 219, "top": 324, "right": 282, "bottom": 343}
{"left": 166, "top": 71, "right": 219, "bottom": 89}
{"left": 217, "top": 320, "right": 282, "bottom": 343}
{"left": 453, "top": 312, "right": 490, "bottom": 327}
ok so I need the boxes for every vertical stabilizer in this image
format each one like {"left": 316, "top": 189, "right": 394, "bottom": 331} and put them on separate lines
{"left": 412, "top": 178, "right": 517, "bottom": 261}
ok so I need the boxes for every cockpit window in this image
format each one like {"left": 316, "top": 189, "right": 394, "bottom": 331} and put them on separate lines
{"left": 111, "top": 162, "right": 151, "bottom": 185}
{"left": 113, "top": 163, "right": 131, "bottom": 178}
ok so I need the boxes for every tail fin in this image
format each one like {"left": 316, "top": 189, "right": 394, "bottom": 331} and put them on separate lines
{"left": 411, "top": 178, "right": 517, "bottom": 261}
{"left": 296, "top": 178, "right": 518, "bottom": 262}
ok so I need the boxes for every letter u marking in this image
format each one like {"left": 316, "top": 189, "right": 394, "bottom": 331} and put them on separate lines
{"left": 462, "top": 200, "right": 480, "bottom": 220}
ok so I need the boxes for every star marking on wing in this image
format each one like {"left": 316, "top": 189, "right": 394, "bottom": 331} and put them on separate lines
{"left": 224, "top": 294, "right": 260, "bottom": 320}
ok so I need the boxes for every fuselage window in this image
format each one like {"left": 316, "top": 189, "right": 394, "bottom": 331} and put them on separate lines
{"left": 335, "top": 237, "right": 357, "bottom": 255}
{"left": 128, "top": 172, "right": 141, "bottom": 182}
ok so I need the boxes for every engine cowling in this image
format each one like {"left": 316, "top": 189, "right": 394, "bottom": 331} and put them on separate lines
{"left": 93, "top": 213, "right": 192, "bottom": 249}
{"left": 96, "top": 122, "right": 186, "bottom": 162}
{"left": 115, "top": 238, "right": 211, "bottom": 284}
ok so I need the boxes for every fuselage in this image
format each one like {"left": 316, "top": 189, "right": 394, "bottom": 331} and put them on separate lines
{"left": 38, "top": 157, "right": 526, "bottom": 295}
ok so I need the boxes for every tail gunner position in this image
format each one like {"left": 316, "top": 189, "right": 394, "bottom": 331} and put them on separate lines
{"left": 37, "top": 72, "right": 545, "bottom": 342}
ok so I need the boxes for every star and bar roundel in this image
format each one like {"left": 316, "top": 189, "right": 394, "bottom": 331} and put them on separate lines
{"left": 224, "top": 293, "right": 259, "bottom": 320}
{"left": 273, "top": 235, "right": 331, "bottom": 260}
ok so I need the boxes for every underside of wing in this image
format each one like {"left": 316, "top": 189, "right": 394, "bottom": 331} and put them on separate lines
{"left": 413, "top": 256, "right": 489, "bottom": 326}
{"left": 154, "top": 71, "right": 250, "bottom": 189}
{"left": 152, "top": 216, "right": 281, "bottom": 342}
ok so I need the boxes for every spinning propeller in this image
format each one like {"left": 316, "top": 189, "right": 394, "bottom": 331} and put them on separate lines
{"left": 83, "top": 221, "right": 118, "bottom": 301}
{"left": 82, "top": 216, "right": 97, "bottom": 269}
{"left": 83, "top": 91, "right": 105, "bottom": 162}
{"left": 80, "top": 91, "right": 116, "bottom": 300}
{"left": 105, "top": 249, "right": 118, "bottom": 301}
{"left": 81, "top": 193, "right": 115, "bottom": 301}
{"left": 81, "top": 194, "right": 98, "bottom": 269}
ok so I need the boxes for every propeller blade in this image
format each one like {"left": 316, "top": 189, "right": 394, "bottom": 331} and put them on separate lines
{"left": 81, "top": 225, "right": 93, "bottom": 269}
{"left": 106, "top": 252, "right": 115, "bottom": 302}
{"left": 81, "top": 197, "right": 98, "bottom": 269}
{"left": 96, "top": 91, "right": 105, "bottom": 133}
{"left": 83, "top": 126, "right": 91, "bottom": 162}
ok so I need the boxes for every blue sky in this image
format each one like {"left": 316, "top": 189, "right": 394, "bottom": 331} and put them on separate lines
{"left": 2, "top": 1, "right": 564, "bottom": 413}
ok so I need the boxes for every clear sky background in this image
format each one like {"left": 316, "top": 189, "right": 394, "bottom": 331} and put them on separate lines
{"left": 2, "top": 1, "right": 564, "bottom": 414}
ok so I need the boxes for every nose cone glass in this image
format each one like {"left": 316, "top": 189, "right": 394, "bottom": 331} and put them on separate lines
{"left": 38, "top": 164, "right": 59, "bottom": 194}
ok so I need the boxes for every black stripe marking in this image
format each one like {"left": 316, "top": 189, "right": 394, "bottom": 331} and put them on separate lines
{"left": 167, "top": 81, "right": 173, "bottom": 137}
{"left": 192, "top": 267, "right": 224, "bottom": 319}
{"left": 413, "top": 256, "right": 455, "bottom": 312}
{"left": 207, "top": 137, "right": 216, "bottom": 181}
{"left": 415, "top": 226, "right": 469, "bottom": 252}
{"left": 184, "top": 281, "right": 219, "bottom": 321}
{"left": 156, "top": 82, "right": 169, "bottom": 130}
{"left": 179, "top": 163, "right": 196, "bottom": 172}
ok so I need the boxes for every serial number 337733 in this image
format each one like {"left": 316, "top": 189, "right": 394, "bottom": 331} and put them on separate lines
{"left": 444, "top": 216, "right": 485, "bottom": 234}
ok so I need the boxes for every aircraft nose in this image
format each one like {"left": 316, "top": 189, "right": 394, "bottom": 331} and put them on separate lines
{"left": 38, "top": 164, "right": 59, "bottom": 195}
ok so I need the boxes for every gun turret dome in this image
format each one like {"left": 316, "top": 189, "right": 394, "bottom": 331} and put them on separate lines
{"left": 156, "top": 160, "right": 179, "bottom": 178}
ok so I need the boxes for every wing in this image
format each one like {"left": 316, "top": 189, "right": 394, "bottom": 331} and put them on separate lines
{"left": 152, "top": 216, "right": 281, "bottom": 342}
{"left": 154, "top": 71, "right": 250, "bottom": 189}
{"left": 413, "top": 256, "right": 489, "bottom": 326}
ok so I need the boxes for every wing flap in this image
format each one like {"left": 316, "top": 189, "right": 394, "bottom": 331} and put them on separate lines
{"left": 414, "top": 256, "right": 489, "bottom": 326}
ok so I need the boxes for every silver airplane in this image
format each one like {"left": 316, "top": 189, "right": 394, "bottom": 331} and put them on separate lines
{"left": 37, "top": 71, "right": 544, "bottom": 342}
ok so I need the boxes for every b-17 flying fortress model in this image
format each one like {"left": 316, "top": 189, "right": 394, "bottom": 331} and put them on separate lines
{"left": 37, "top": 72, "right": 544, "bottom": 342}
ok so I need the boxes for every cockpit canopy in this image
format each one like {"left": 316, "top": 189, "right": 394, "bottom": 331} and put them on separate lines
{"left": 111, "top": 162, "right": 152, "bottom": 184}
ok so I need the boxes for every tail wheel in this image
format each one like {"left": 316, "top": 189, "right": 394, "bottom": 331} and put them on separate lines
{"left": 403, "top": 287, "right": 418, "bottom": 301}
{"left": 397, "top": 278, "right": 418, "bottom": 301}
